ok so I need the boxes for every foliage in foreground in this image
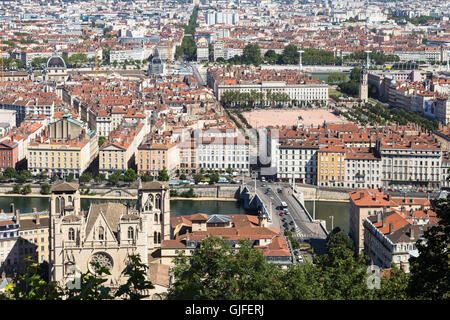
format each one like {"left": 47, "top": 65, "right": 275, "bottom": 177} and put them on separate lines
{"left": 167, "top": 232, "right": 411, "bottom": 300}
{"left": 0, "top": 255, "right": 153, "bottom": 300}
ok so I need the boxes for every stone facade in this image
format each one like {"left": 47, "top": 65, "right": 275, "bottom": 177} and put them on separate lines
{"left": 49, "top": 181, "right": 170, "bottom": 289}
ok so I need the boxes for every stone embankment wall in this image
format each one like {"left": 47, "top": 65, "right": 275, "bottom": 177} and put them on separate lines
{"left": 295, "top": 185, "right": 350, "bottom": 201}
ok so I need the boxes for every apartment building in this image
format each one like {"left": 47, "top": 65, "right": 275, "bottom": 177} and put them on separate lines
{"left": 435, "top": 97, "right": 450, "bottom": 125}
{"left": 177, "top": 138, "right": 198, "bottom": 175}
{"left": 0, "top": 140, "right": 19, "bottom": 170}
{"left": 0, "top": 212, "right": 19, "bottom": 276}
{"left": 197, "top": 135, "right": 250, "bottom": 173}
{"left": 99, "top": 122, "right": 146, "bottom": 177}
{"left": 376, "top": 136, "right": 442, "bottom": 190}
{"left": 16, "top": 212, "right": 50, "bottom": 266}
{"left": 137, "top": 140, "right": 179, "bottom": 176}
{"left": 207, "top": 66, "right": 329, "bottom": 106}
{"left": 28, "top": 115, "right": 98, "bottom": 178}
{"left": 277, "top": 140, "right": 318, "bottom": 184}
{"left": 345, "top": 147, "right": 381, "bottom": 189}
{"left": 349, "top": 189, "right": 392, "bottom": 253}
{"left": 317, "top": 145, "right": 346, "bottom": 187}
{"left": 363, "top": 209, "right": 437, "bottom": 273}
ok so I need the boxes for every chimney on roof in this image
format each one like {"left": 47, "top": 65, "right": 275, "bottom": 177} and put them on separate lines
{"left": 382, "top": 214, "right": 386, "bottom": 228}
{"left": 409, "top": 226, "right": 414, "bottom": 240}
{"left": 389, "top": 223, "right": 394, "bottom": 234}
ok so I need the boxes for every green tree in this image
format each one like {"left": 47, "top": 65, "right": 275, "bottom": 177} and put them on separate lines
{"left": 280, "top": 44, "right": 299, "bottom": 65}
{"left": 124, "top": 168, "right": 138, "bottom": 182}
{"left": 41, "top": 182, "right": 51, "bottom": 195}
{"left": 242, "top": 44, "right": 262, "bottom": 66}
{"left": 158, "top": 168, "right": 170, "bottom": 181}
{"left": 66, "top": 173, "right": 74, "bottom": 182}
{"left": 3, "top": 167, "right": 17, "bottom": 179}
{"left": 141, "top": 172, "right": 154, "bottom": 182}
{"left": 17, "top": 170, "right": 32, "bottom": 182}
{"left": 327, "top": 72, "right": 347, "bottom": 84}
{"left": 179, "top": 173, "right": 187, "bottom": 181}
{"left": 12, "top": 184, "right": 21, "bottom": 194}
{"left": 108, "top": 171, "right": 122, "bottom": 185}
{"left": 114, "top": 255, "right": 154, "bottom": 300}
{"left": 2, "top": 258, "right": 61, "bottom": 300}
{"left": 193, "top": 172, "right": 204, "bottom": 184}
{"left": 209, "top": 172, "right": 220, "bottom": 184}
{"left": 167, "top": 236, "right": 285, "bottom": 300}
{"left": 315, "top": 228, "right": 373, "bottom": 299}
{"left": 38, "top": 170, "right": 48, "bottom": 180}
{"left": 21, "top": 184, "right": 32, "bottom": 194}
{"left": 264, "top": 49, "right": 278, "bottom": 64}
{"left": 79, "top": 173, "right": 92, "bottom": 183}
{"left": 408, "top": 196, "right": 450, "bottom": 300}
{"left": 98, "top": 136, "right": 107, "bottom": 147}
{"left": 374, "top": 265, "right": 409, "bottom": 300}
{"left": 94, "top": 173, "right": 105, "bottom": 183}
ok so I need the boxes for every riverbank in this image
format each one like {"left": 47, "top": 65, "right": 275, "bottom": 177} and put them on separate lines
{"left": 170, "top": 196, "right": 236, "bottom": 201}
{"left": 0, "top": 192, "right": 137, "bottom": 200}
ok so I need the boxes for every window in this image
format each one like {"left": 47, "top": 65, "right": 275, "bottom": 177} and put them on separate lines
{"left": 98, "top": 226, "right": 105, "bottom": 240}
{"left": 128, "top": 227, "right": 134, "bottom": 240}
{"left": 68, "top": 228, "right": 75, "bottom": 241}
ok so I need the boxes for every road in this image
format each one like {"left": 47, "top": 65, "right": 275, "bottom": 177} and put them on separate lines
{"left": 245, "top": 177, "right": 327, "bottom": 255}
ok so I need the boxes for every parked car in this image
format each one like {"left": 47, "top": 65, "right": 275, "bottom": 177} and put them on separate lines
{"left": 297, "top": 255, "right": 304, "bottom": 263}
{"left": 279, "top": 212, "right": 285, "bottom": 216}
{"left": 261, "top": 183, "right": 267, "bottom": 187}
{"left": 293, "top": 250, "right": 300, "bottom": 256}
{"left": 278, "top": 188, "right": 282, "bottom": 193}
{"left": 289, "top": 221, "right": 294, "bottom": 225}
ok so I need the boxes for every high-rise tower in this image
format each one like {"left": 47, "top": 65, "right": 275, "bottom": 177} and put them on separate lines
{"left": 359, "top": 69, "right": 368, "bottom": 103}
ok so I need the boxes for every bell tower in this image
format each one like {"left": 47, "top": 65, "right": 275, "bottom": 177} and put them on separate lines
{"left": 359, "top": 68, "right": 369, "bottom": 103}
{"left": 137, "top": 181, "right": 170, "bottom": 255}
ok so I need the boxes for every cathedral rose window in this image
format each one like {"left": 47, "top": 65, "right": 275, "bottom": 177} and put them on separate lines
{"left": 89, "top": 252, "right": 113, "bottom": 273}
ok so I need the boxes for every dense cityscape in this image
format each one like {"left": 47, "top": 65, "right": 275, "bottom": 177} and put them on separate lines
{"left": 0, "top": 0, "right": 448, "bottom": 303}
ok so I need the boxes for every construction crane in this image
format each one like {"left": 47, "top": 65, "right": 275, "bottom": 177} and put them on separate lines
{"left": 167, "top": 39, "right": 171, "bottom": 76}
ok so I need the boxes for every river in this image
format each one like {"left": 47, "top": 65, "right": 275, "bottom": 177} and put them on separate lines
{"left": 0, "top": 197, "right": 349, "bottom": 232}
{"left": 0, "top": 197, "right": 248, "bottom": 216}
{"left": 304, "top": 200, "right": 350, "bottom": 234}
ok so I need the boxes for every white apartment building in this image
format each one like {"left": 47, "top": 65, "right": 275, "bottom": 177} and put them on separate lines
{"left": 110, "top": 48, "right": 148, "bottom": 63}
{"left": 363, "top": 215, "right": 432, "bottom": 273}
{"left": 216, "top": 82, "right": 329, "bottom": 106}
{"left": 197, "top": 135, "right": 250, "bottom": 173}
{"left": 345, "top": 151, "right": 382, "bottom": 189}
{"left": 435, "top": 97, "right": 450, "bottom": 125}
{"left": 377, "top": 139, "right": 442, "bottom": 190}
{"left": 276, "top": 141, "right": 318, "bottom": 184}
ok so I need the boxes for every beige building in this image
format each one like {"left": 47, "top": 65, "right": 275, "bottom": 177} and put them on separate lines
{"left": 17, "top": 212, "right": 50, "bottom": 267}
{"left": 28, "top": 115, "right": 98, "bottom": 179}
{"left": 349, "top": 189, "right": 391, "bottom": 253}
{"left": 137, "top": 140, "right": 179, "bottom": 176}
{"left": 49, "top": 181, "right": 171, "bottom": 294}
{"left": 99, "top": 122, "right": 145, "bottom": 177}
